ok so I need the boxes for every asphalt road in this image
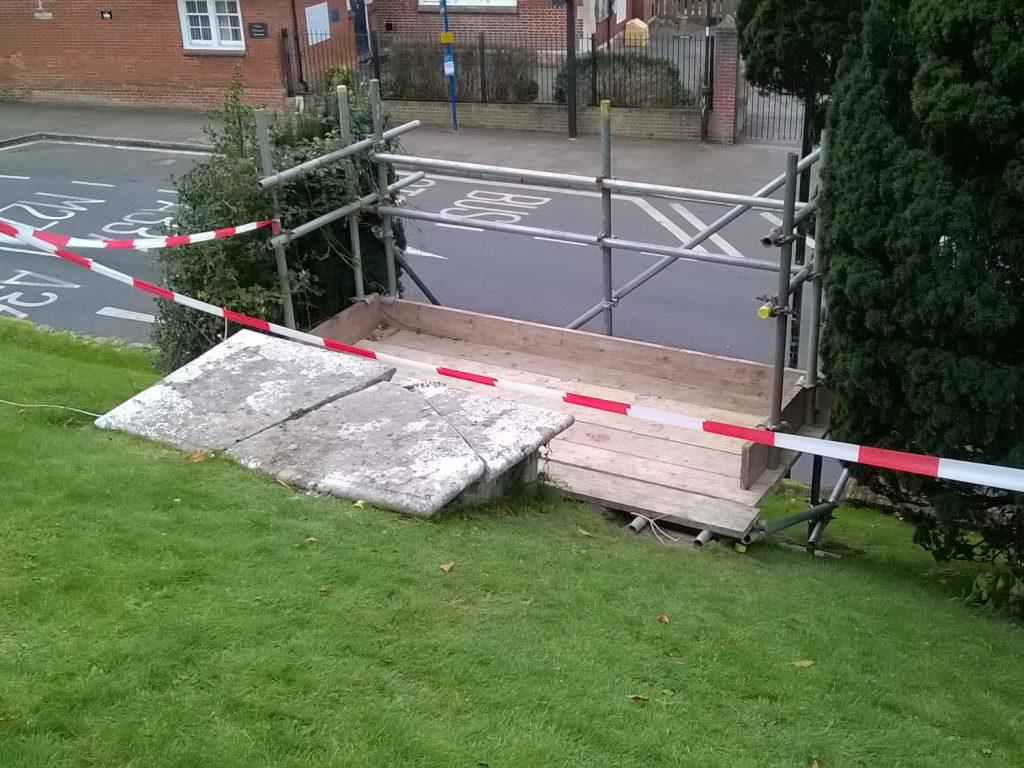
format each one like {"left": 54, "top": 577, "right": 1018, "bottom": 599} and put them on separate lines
{"left": 1, "top": 140, "right": 809, "bottom": 366}
{"left": 399, "top": 173, "right": 808, "bottom": 365}
{"left": 0, "top": 140, "right": 200, "bottom": 342}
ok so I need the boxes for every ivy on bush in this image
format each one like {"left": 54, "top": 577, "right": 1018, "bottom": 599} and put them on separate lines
{"left": 152, "top": 77, "right": 404, "bottom": 372}
{"left": 554, "top": 51, "right": 692, "bottom": 108}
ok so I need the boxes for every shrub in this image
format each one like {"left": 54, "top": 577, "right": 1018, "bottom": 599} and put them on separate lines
{"left": 822, "top": 0, "right": 1024, "bottom": 612}
{"left": 382, "top": 37, "right": 539, "bottom": 103}
{"left": 152, "top": 77, "right": 404, "bottom": 372}
{"left": 554, "top": 51, "right": 691, "bottom": 108}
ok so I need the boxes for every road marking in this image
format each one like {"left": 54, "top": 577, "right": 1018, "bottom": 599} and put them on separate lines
{"left": 534, "top": 237, "right": 588, "bottom": 247}
{"left": 0, "top": 244, "right": 50, "bottom": 256}
{"left": 71, "top": 180, "right": 116, "bottom": 188}
{"left": 643, "top": 252, "right": 697, "bottom": 264}
{"left": 760, "top": 211, "right": 815, "bottom": 249}
{"left": 406, "top": 247, "right": 448, "bottom": 260}
{"left": 670, "top": 203, "right": 747, "bottom": 259}
{"left": 0, "top": 174, "right": 30, "bottom": 180}
{"left": 435, "top": 223, "right": 484, "bottom": 232}
{"left": 96, "top": 306, "right": 155, "bottom": 323}
{"left": 158, "top": 189, "right": 178, "bottom": 194}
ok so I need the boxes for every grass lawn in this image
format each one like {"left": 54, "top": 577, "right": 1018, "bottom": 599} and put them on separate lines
{"left": 1, "top": 318, "right": 1021, "bottom": 768}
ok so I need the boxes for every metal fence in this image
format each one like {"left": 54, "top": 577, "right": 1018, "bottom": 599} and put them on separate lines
{"left": 283, "top": 29, "right": 371, "bottom": 97}
{"left": 653, "top": 0, "right": 737, "bottom": 23}
{"left": 359, "top": 29, "right": 705, "bottom": 108}
{"left": 735, "top": 78, "right": 806, "bottom": 144}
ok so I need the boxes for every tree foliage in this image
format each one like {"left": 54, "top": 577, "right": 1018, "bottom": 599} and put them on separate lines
{"left": 822, "top": 0, "right": 1024, "bottom": 606}
{"left": 736, "top": 0, "right": 864, "bottom": 132}
{"left": 152, "top": 78, "right": 403, "bottom": 372}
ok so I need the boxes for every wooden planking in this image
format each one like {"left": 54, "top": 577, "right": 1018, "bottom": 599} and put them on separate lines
{"left": 549, "top": 439, "right": 769, "bottom": 506}
{"left": 381, "top": 328, "right": 770, "bottom": 416}
{"left": 383, "top": 300, "right": 801, "bottom": 400}
{"left": 313, "top": 297, "right": 382, "bottom": 344}
{"left": 547, "top": 463, "right": 761, "bottom": 537}
{"left": 369, "top": 340, "right": 745, "bottom": 455}
{"left": 556, "top": 422, "right": 739, "bottom": 479}
{"left": 378, "top": 332, "right": 762, "bottom": 426}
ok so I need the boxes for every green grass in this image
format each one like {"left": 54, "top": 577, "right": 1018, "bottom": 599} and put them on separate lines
{"left": 1, "top": 318, "right": 1022, "bottom": 767}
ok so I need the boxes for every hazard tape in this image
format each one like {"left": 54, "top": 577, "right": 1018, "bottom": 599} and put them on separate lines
{"left": 21, "top": 219, "right": 279, "bottom": 250}
{"left": 4, "top": 218, "right": 1024, "bottom": 494}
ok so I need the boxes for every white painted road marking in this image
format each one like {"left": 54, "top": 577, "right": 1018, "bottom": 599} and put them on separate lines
{"left": 96, "top": 306, "right": 155, "bottom": 323}
{"left": 643, "top": 252, "right": 697, "bottom": 264}
{"left": 760, "top": 211, "right": 815, "bottom": 249}
{"left": 0, "top": 244, "right": 50, "bottom": 256}
{"left": 0, "top": 174, "right": 30, "bottom": 180}
{"left": 158, "top": 189, "right": 178, "bottom": 194}
{"left": 670, "top": 203, "right": 747, "bottom": 260}
{"left": 71, "top": 180, "right": 116, "bottom": 188}
{"left": 1, "top": 270, "right": 80, "bottom": 289}
{"left": 435, "top": 223, "right": 484, "bottom": 232}
{"left": 406, "top": 247, "right": 448, "bottom": 260}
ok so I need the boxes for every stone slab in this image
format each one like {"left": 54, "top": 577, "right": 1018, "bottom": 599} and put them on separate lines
{"left": 95, "top": 330, "right": 395, "bottom": 451}
{"left": 227, "top": 382, "right": 487, "bottom": 518}
{"left": 398, "top": 376, "right": 574, "bottom": 480}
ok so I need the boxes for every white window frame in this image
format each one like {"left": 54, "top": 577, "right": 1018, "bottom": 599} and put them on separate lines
{"left": 177, "top": 0, "right": 246, "bottom": 52}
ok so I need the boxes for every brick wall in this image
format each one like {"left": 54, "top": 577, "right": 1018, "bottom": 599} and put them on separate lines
{"left": 708, "top": 16, "right": 738, "bottom": 143}
{"left": 0, "top": 1, "right": 357, "bottom": 108}
{"left": 384, "top": 99, "right": 699, "bottom": 140}
{"left": 371, "top": 0, "right": 583, "bottom": 47}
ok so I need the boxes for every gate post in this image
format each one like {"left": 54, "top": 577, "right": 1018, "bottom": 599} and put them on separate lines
{"left": 709, "top": 14, "right": 739, "bottom": 143}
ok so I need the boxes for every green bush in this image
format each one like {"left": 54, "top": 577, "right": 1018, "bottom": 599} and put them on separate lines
{"left": 152, "top": 78, "right": 404, "bottom": 372}
{"left": 822, "top": 0, "right": 1024, "bottom": 612}
{"left": 554, "top": 51, "right": 691, "bottom": 108}
{"left": 382, "top": 38, "right": 539, "bottom": 103}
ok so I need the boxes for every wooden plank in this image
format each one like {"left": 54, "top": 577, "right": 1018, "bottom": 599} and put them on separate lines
{"left": 556, "top": 422, "right": 739, "bottom": 478}
{"left": 548, "top": 439, "right": 767, "bottom": 506}
{"left": 383, "top": 329, "right": 769, "bottom": 416}
{"left": 313, "top": 297, "right": 382, "bottom": 344}
{"left": 370, "top": 340, "right": 744, "bottom": 454}
{"left": 369, "top": 337, "right": 761, "bottom": 430}
{"left": 546, "top": 462, "right": 761, "bottom": 538}
{"left": 383, "top": 300, "right": 801, "bottom": 400}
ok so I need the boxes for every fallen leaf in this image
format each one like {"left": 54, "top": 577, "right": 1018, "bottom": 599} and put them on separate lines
{"left": 578, "top": 527, "right": 593, "bottom": 537}
{"left": 185, "top": 450, "right": 206, "bottom": 463}
{"left": 305, "top": 536, "right": 318, "bottom": 543}
{"left": 810, "top": 760, "right": 820, "bottom": 768}
{"left": 353, "top": 500, "right": 366, "bottom": 508}
{"left": 318, "top": 586, "right": 331, "bottom": 595}
{"left": 981, "top": 748, "right": 993, "bottom": 756}
{"left": 734, "top": 543, "right": 748, "bottom": 554}
{"left": 277, "top": 478, "right": 296, "bottom": 491}
{"left": 439, "top": 562, "right": 454, "bottom": 573}
{"left": 626, "top": 694, "right": 649, "bottom": 703}
{"left": 658, "top": 614, "right": 670, "bottom": 624}
{"left": 792, "top": 659, "right": 815, "bottom": 669}
{"left": 661, "top": 688, "right": 675, "bottom": 696}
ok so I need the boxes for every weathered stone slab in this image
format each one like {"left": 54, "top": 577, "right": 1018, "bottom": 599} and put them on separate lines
{"left": 95, "top": 330, "right": 395, "bottom": 451}
{"left": 227, "top": 382, "right": 487, "bottom": 517}
{"left": 397, "top": 376, "right": 574, "bottom": 480}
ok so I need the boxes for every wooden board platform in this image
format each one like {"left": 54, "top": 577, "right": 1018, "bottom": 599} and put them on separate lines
{"left": 315, "top": 299, "right": 825, "bottom": 539}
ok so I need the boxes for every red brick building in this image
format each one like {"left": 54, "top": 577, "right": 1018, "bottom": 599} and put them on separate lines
{"left": 0, "top": 0, "right": 367, "bottom": 108}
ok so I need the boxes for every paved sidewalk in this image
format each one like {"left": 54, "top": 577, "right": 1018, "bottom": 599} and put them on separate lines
{"left": 1, "top": 101, "right": 790, "bottom": 192}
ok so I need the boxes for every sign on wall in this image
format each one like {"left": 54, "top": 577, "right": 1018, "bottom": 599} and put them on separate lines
{"left": 305, "top": 2, "right": 331, "bottom": 46}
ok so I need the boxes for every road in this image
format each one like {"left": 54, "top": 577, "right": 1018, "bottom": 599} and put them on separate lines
{"left": 0, "top": 140, "right": 200, "bottom": 341}
{"left": 1, "top": 140, "right": 807, "bottom": 366}
{"left": 399, "top": 173, "right": 807, "bottom": 365}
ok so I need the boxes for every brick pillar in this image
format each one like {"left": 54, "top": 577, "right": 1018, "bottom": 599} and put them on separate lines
{"left": 709, "top": 14, "right": 739, "bottom": 144}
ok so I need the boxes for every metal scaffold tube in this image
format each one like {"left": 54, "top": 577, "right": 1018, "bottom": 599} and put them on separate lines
{"left": 599, "top": 100, "right": 614, "bottom": 336}
{"left": 767, "top": 153, "right": 799, "bottom": 430}
{"left": 369, "top": 80, "right": 400, "bottom": 299}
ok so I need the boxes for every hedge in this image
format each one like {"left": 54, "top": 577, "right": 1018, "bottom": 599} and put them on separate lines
{"left": 554, "top": 51, "right": 692, "bottom": 108}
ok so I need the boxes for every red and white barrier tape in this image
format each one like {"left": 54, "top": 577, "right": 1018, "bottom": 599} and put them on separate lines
{"left": 22, "top": 219, "right": 279, "bottom": 251}
{"left": 4, "top": 218, "right": 1024, "bottom": 494}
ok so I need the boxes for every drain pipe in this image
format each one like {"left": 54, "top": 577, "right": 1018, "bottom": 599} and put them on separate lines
{"left": 627, "top": 515, "right": 649, "bottom": 534}
{"left": 743, "top": 469, "right": 851, "bottom": 545}
{"left": 694, "top": 530, "right": 714, "bottom": 548}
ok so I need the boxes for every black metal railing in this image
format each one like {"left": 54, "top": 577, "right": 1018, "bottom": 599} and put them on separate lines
{"left": 365, "top": 28, "right": 704, "bottom": 109}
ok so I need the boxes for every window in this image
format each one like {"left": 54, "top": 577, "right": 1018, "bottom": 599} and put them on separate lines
{"left": 177, "top": 0, "right": 244, "bottom": 51}
{"left": 418, "top": 0, "right": 517, "bottom": 8}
